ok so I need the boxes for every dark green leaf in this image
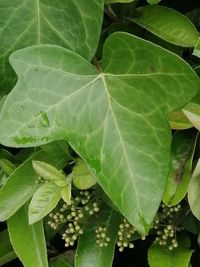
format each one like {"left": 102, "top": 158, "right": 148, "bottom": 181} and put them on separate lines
{"left": 0, "top": 145, "right": 67, "bottom": 221}
{"left": 0, "top": 33, "right": 199, "bottom": 233}
{"left": 8, "top": 203, "right": 48, "bottom": 267}
{"left": 28, "top": 182, "right": 61, "bottom": 224}
{"left": 75, "top": 207, "right": 121, "bottom": 267}
{"left": 0, "top": 230, "right": 16, "bottom": 265}
{"left": 0, "top": 0, "right": 104, "bottom": 92}
{"left": 163, "top": 130, "right": 197, "bottom": 206}
{"left": 130, "top": 5, "right": 199, "bottom": 47}
{"left": 148, "top": 240, "right": 193, "bottom": 267}
{"left": 50, "top": 254, "right": 73, "bottom": 267}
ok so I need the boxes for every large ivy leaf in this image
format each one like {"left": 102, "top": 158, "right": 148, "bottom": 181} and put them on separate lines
{"left": 8, "top": 203, "right": 48, "bottom": 267}
{"left": 130, "top": 5, "right": 199, "bottom": 47}
{"left": 162, "top": 130, "right": 197, "bottom": 206}
{"left": 0, "top": 32, "right": 199, "bottom": 233}
{"left": 0, "top": 0, "right": 104, "bottom": 92}
{"left": 0, "top": 143, "right": 68, "bottom": 221}
{"left": 75, "top": 207, "right": 120, "bottom": 267}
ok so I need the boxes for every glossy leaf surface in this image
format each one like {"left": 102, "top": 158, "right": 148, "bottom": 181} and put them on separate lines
{"left": 131, "top": 6, "right": 199, "bottom": 47}
{"left": 148, "top": 241, "right": 193, "bottom": 267}
{"left": 28, "top": 182, "right": 61, "bottom": 224}
{"left": 75, "top": 207, "right": 120, "bottom": 267}
{"left": 0, "top": 0, "right": 104, "bottom": 91}
{"left": 163, "top": 130, "right": 197, "bottom": 206}
{"left": 8, "top": 203, "right": 48, "bottom": 267}
{"left": 0, "top": 33, "right": 199, "bottom": 233}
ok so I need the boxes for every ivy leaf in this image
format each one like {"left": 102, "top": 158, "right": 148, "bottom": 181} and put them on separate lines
{"left": 8, "top": 203, "right": 48, "bottom": 267}
{"left": 72, "top": 159, "right": 97, "bottom": 190}
{"left": 0, "top": 32, "right": 199, "bottom": 233}
{"left": 75, "top": 207, "right": 120, "bottom": 267}
{"left": 188, "top": 159, "right": 200, "bottom": 220}
{"left": 28, "top": 182, "right": 61, "bottom": 224}
{"left": 0, "top": 0, "right": 104, "bottom": 92}
{"left": 148, "top": 240, "right": 193, "bottom": 267}
{"left": 0, "top": 143, "right": 68, "bottom": 221}
{"left": 130, "top": 5, "right": 199, "bottom": 47}
{"left": 162, "top": 130, "right": 197, "bottom": 206}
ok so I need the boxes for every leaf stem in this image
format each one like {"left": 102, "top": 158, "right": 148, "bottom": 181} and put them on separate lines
{"left": 105, "top": 5, "right": 119, "bottom": 22}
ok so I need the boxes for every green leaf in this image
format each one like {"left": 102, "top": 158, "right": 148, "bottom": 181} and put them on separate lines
{"left": 75, "top": 207, "right": 120, "bottom": 267}
{"left": 162, "top": 130, "right": 197, "bottom": 206}
{"left": 8, "top": 203, "right": 48, "bottom": 267}
{"left": 50, "top": 254, "right": 73, "bottom": 267}
{"left": 148, "top": 241, "right": 193, "bottom": 267}
{"left": 130, "top": 5, "right": 199, "bottom": 47}
{"left": 0, "top": 0, "right": 104, "bottom": 92}
{"left": 72, "top": 159, "right": 97, "bottom": 190}
{"left": 61, "top": 183, "right": 71, "bottom": 204}
{"left": 28, "top": 182, "right": 61, "bottom": 224}
{"left": 168, "top": 110, "right": 192, "bottom": 130}
{"left": 0, "top": 158, "right": 16, "bottom": 175}
{"left": 188, "top": 159, "right": 200, "bottom": 220}
{"left": 32, "top": 160, "right": 67, "bottom": 186}
{"left": 0, "top": 144, "right": 68, "bottom": 222}
{"left": 0, "top": 33, "right": 199, "bottom": 233}
{"left": 0, "top": 230, "right": 16, "bottom": 265}
{"left": 193, "top": 37, "right": 200, "bottom": 58}
{"left": 183, "top": 94, "right": 200, "bottom": 131}
{"left": 105, "top": 0, "right": 134, "bottom": 3}
{"left": 146, "top": 0, "right": 161, "bottom": 5}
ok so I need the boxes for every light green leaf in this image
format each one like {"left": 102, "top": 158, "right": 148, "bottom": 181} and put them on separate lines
{"left": 8, "top": 203, "right": 48, "bottom": 267}
{"left": 75, "top": 207, "right": 120, "bottom": 267}
{"left": 183, "top": 94, "right": 200, "bottom": 131}
{"left": 32, "top": 160, "right": 67, "bottom": 185}
{"left": 61, "top": 183, "right": 71, "bottom": 204}
{"left": 28, "top": 182, "right": 61, "bottom": 224}
{"left": 146, "top": 0, "right": 161, "bottom": 4}
{"left": 188, "top": 160, "right": 200, "bottom": 220}
{"left": 0, "top": 33, "right": 199, "bottom": 233}
{"left": 0, "top": 158, "right": 16, "bottom": 175}
{"left": 163, "top": 130, "right": 197, "bottom": 206}
{"left": 72, "top": 159, "right": 97, "bottom": 190}
{"left": 193, "top": 37, "right": 200, "bottom": 58}
{"left": 130, "top": 5, "right": 199, "bottom": 47}
{"left": 0, "top": 0, "right": 104, "bottom": 92}
{"left": 105, "top": 0, "right": 134, "bottom": 3}
{"left": 168, "top": 110, "right": 192, "bottom": 130}
{"left": 0, "top": 145, "right": 68, "bottom": 222}
{"left": 0, "top": 230, "right": 16, "bottom": 265}
{"left": 148, "top": 241, "right": 193, "bottom": 267}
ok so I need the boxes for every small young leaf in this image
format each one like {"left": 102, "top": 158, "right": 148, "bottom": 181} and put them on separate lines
{"left": 75, "top": 207, "right": 121, "bottom": 267}
{"left": 130, "top": 5, "right": 199, "bottom": 47}
{"left": 168, "top": 110, "right": 192, "bottom": 130}
{"left": 0, "top": 230, "right": 16, "bottom": 265}
{"left": 146, "top": 0, "right": 161, "bottom": 4}
{"left": 163, "top": 130, "right": 197, "bottom": 206}
{"left": 0, "top": 145, "right": 68, "bottom": 222}
{"left": 32, "top": 160, "right": 66, "bottom": 183}
{"left": 72, "top": 159, "right": 97, "bottom": 190}
{"left": 8, "top": 203, "right": 48, "bottom": 267}
{"left": 29, "top": 182, "right": 61, "bottom": 224}
{"left": 188, "top": 160, "right": 200, "bottom": 220}
{"left": 61, "top": 183, "right": 71, "bottom": 204}
{"left": 183, "top": 95, "right": 200, "bottom": 131}
{"left": 148, "top": 240, "right": 193, "bottom": 267}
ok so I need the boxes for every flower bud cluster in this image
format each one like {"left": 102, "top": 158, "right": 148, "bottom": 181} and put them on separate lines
{"left": 48, "top": 190, "right": 100, "bottom": 247}
{"left": 117, "top": 218, "right": 135, "bottom": 252}
{"left": 154, "top": 203, "right": 181, "bottom": 250}
{"left": 96, "top": 226, "right": 111, "bottom": 247}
